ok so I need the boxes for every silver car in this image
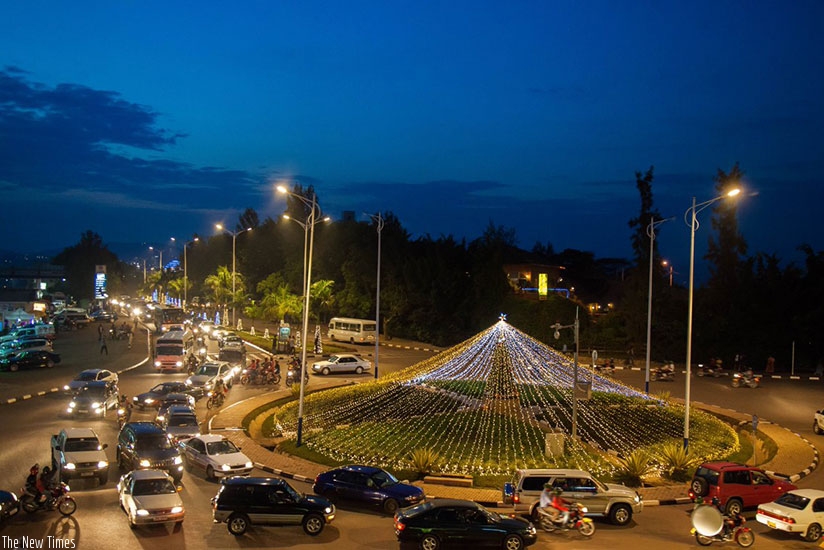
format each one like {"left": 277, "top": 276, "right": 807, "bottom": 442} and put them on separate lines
{"left": 117, "top": 469, "right": 184, "bottom": 528}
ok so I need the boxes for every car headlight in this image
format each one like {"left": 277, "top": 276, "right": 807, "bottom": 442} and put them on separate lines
{"left": 136, "top": 509, "right": 149, "bottom": 516}
{"left": 185, "top": 379, "right": 192, "bottom": 385}
{"left": 63, "top": 384, "right": 70, "bottom": 391}
{"left": 92, "top": 402, "right": 102, "bottom": 409}
{"left": 156, "top": 415, "right": 165, "bottom": 422}
{"left": 98, "top": 460, "right": 108, "bottom": 469}
{"left": 634, "top": 494, "right": 641, "bottom": 503}
{"left": 132, "top": 396, "right": 139, "bottom": 402}
{"left": 528, "top": 525, "right": 537, "bottom": 535}
{"left": 245, "top": 461, "right": 253, "bottom": 468}
{"left": 580, "top": 506, "right": 588, "bottom": 513}
{"left": 154, "top": 361, "right": 161, "bottom": 367}
{"left": 205, "top": 381, "right": 213, "bottom": 389}
{"left": 68, "top": 401, "right": 76, "bottom": 408}
{"left": 171, "top": 506, "right": 183, "bottom": 514}
{"left": 173, "top": 456, "right": 183, "bottom": 465}
{"left": 145, "top": 398, "right": 154, "bottom": 404}
{"left": 64, "top": 463, "right": 76, "bottom": 470}
{"left": 221, "top": 464, "right": 231, "bottom": 471}
{"left": 324, "top": 506, "right": 333, "bottom": 514}
{"left": 139, "top": 459, "right": 151, "bottom": 468}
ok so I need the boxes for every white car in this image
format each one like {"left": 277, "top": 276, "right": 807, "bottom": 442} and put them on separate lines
{"left": 178, "top": 434, "right": 253, "bottom": 480}
{"left": 814, "top": 410, "right": 824, "bottom": 435}
{"left": 117, "top": 469, "right": 184, "bottom": 528}
{"left": 757, "top": 489, "right": 824, "bottom": 542}
{"left": 63, "top": 368, "right": 118, "bottom": 393}
{"left": 311, "top": 354, "right": 372, "bottom": 375}
{"left": 185, "top": 361, "right": 234, "bottom": 396}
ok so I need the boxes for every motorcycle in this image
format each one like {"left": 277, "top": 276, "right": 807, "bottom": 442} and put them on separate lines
{"left": 19, "top": 482, "right": 76, "bottom": 516}
{"left": 206, "top": 390, "right": 225, "bottom": 409}
{"left": 285, "top": 366, "right": 309, "bottom": 387}
{"left": 690, "top": 502, "right": 753, "bottom": 547}
{"left": 240, "top": 369, "right": 279, "bottom": 386}
{"left": 538, "top": 502, "right": 595, "bottom": 537}
{"left": 594, "top": 363, "right": 615, "bottom": 376}
{"left": 652, "top": 363, "right": 675, "bottom": 381}
{"left": 117, "top": 400, "right": 132, "bottom": 429}
{"left": 0, "top": 490, "right": 19, "bottom": 523}
{"left": 696, "top": 364, "right": 724, "bottom": 377}
{"left": 731, "top": 371, "right": 761, "bottom": 388}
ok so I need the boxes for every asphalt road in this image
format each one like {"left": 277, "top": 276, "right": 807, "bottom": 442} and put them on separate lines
{"left": 0, "top": 325, "right": 822, "bottom": 549}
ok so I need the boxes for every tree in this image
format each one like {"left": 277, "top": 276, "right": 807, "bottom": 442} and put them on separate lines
{"left": 237, "top": 208, "right": 260, "bottom": 232}
{"left": 310, "top": 279, "right": 335, "bottom": 323}
{"left": 167, "top": 276, "right": 192, "bottom": 302}
{"left": 204, "top": 266, "right": 234, "bottom": 320}
{"left": 51, "top": 231, "right": 123, "bottom": 303}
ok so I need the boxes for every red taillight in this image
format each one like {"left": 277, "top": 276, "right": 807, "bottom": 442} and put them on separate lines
{"left": 513, "top": 494, "right": 520, "bottom": 504}
{"left": 394, "top": 519, "right": 406, "bottom": 531}
{"left": 758, "top": 509, "right": 795, "bottom": 524}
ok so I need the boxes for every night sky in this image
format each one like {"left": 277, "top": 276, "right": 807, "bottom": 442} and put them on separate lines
{"left": 2, "top": 2, "right": 823, "bottom": 282}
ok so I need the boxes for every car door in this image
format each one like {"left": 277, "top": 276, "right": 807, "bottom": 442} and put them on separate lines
{"left": 725, "top": 470, "right": 756, "bottom": 506}
{"left": 266, "top": 486, "right": 303, "bottom": 526}
{"left": 434, "top": 507, "right": 471, "bottom": 545}
{"left": 333, "top": 470, "right": 359, "bottom": 501}
{"left": 337, "top": 357, "right": 355, "bottom": 372}
{"left": 568, "top": 476, "right": 605, "bottom": 514}
{"left": 812, "top": 497, "right": 824, "bottom": 525}
{"left": 119, "top": 472, "right": 134, "bottom": 509}
{"left": 355, "top": 472, "right": 385, "bottom": 507}
{"left": 750, "top": 470, "right": 781, "bottom": 504}
{"left": 463, "top": 507, "right": 504, "bottom": 546}
{"left": 183, "top": 439, "right": 208, "bottom": 474}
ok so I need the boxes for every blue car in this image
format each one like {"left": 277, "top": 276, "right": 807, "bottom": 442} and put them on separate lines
{"left": 313, "top": 465, "right": 425, "bottom": 514}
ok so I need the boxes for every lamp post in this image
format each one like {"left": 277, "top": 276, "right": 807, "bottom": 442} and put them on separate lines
{"left": 277, "top": 185, "right": 325, "bottom": 447}
{"left": 662, "top": 260, "right": 674, "bottom": 287}
{"left": 282, "top": 213, "right": 330, "bottom": 297}
{"left": 370, "top": 213, "right": 384, "bottom": 379}
{"left": 148, "top": 246, "right": 163, "bottom": 271}
{"left": 645, "top": 216, "right": 673, "bottom": 394}
{"left": 552, "top": 307, "right": 581, "bottom": 439}
{"left": 215, "top": 224, "right": 251, "bottom": 328}
{"left": 182, "top": 237, "right": 198, "bottom": 310}
{"left": 683, "top": 188, "right": 741, "bottom": 449}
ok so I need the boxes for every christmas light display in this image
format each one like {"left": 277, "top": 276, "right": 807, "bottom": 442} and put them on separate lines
{"left": 271, "top": 319, "right": 737, "bottom": 475}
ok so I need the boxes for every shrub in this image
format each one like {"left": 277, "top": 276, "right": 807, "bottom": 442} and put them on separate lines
{"left": 614, "top": 450, "right": 654, "bottom": 487}
{"left": 409, "top": 447, "right": 441, "bottom": 476}
{"left": 656, "top": 440, "right": 700, "bottom": 482}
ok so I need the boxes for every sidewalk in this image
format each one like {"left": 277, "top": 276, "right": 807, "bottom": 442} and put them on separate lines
{"left": 209, "top": 386, "right": 820, "bottom": 509}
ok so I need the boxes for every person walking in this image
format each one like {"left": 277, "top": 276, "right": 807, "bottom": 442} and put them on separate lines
{"left": 100, "top": 335, "right": 108, "bottom": 355}
{"left": 127, "top": 330, "right": 133, "bottom": 350}
{"left": 765, "top": 356, "right": 775, "bottom": 376}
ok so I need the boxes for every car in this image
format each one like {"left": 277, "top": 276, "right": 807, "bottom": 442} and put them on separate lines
{"left": 133, "top": 382, "right": 192, "bottom": 409}
{"left": 179, "top": 434, "right": 253, "bottom": 480}
{"left": 185, "top": 361, "right": 234, "bottom": 397}
{"left": 155, "top": 394, "right": 197, "bottom": 423}
{"left": 211, "top": 328, "right": 230, "bottom": 342}
{"left": 757, "top": 488, "right": 824, "bottom": 542}
{"left": 313, "top": 465, "right": 424, "bottom": 514}
{"left": 158, "top": 405, "right": 200, "bottom": 443}
{"left": 212, "top": 477, "right": 335, "bottom": 536}
{"left": 116, "top": 422, "right": 184, "bottom": 482}
{"left": 814, "top": 409, "right": 824, "bottom": 435}
{"left": 219, "top": 334, "right": 244, "bottom": 349}
{"left": 91, "top": 310, "right": 117, "bottom": 322}
{"left": 65, "top": 381, "right": 120, "bottom": 417}
{"left": 503, "top": 468, "right": 643, "bottom": 525}
{"left": 0, "top": 338, "right": 52, "bottom": 361}
{"left": 311, "top": 354, "right": 372, "bottom": 376}
{"left": 117, "top": 469, "right": 184, "bottom": 529}
{"left": 64, "top": 368, "right": 118, "bottom": 393}
{"left": 689, "top": 461, "right": 797, "bottom": 516}
{"left": 394, "top": 499, "right": 538, "bottom": 550}
{"left": 197, "top": 321, "right": 216, "bottom": 336}
{"left": 0, "top": 350, "right": 61, "bottom": 371}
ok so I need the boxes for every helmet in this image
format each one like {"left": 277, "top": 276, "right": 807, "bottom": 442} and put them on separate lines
{"left": 41, "top": 466, "right": 51, "bottom": 476}
{"left": 553, "top": 488, "right": 563, "bottom": 496}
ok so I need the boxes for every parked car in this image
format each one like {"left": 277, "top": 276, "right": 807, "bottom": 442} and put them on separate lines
{"left": 179, "top": 434, "right": 253, "bottom": 480}
{"left": 133, "top": 382, "right": 192, "bottom": 409}
{"left": 116, "top": 422, "right": 184, "bottom": 482}
{"left": 157, "top": 405, "right": 200, "bottom": 443}
{"left": 689, "top": 461, "right": 797, "bottom": 515}
{"left": 0, "top": 338, "right": 52, "bottom": 361}
{"left": 503, "top": 468, "right": 642, "bottom": 525}
{"left": 313, "top": 465, "right": 424, "bottom": 514}
{"left": 64, "top": 368, "right": 118, "bottom": 393}
{"left": 814, "top": 409, "right": 824, "bottom": 435}
{"left": 184, "top": 361, "right": 234, "bottom": 397}
{"left": 757, "top": 488, "right": 824, "bottom": 542}
{"left": 311, "top": 354, "right": 372, "bottom": 376}
{"left": 91, "top": 310, "right": 117, "bottom": 322}
{"left": 0, "top": 350, "right": 61, "bottom": 372}
{"left": 117, "top": 469, "right": 184, "bottom": 529}
{"left": 212, "top": 477, "right": 335, "bottom": 536}
{"left": 65, "top": 381, "right": 120, "bottom": 417}
{"left": 155, "top": 394, "right": 197, "bottom": 423}
{"left": 394, "top": 499, "right": 537, "bottom": 550}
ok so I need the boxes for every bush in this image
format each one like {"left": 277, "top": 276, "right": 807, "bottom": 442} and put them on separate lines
{"left": 409, "top": 447, "right": 441, "bottom": 476}
{"left": 614, "top": 450, "right": 654, "bottom": 487}
{"left": 656, "top": 440, "right": 699, "bottom": 482}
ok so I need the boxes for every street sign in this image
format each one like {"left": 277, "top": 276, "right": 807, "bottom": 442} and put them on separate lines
{"left": 592, "top": 350, "right": 598, "bottom": 365}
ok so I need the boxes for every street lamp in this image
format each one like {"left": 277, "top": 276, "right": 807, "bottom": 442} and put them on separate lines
{"left": 645, "top": 216, "right": 674, "bottom": 394}
{"left": 662, "top": 260, "right": 674, "bottom": 287}
{"left": 148, "top": 246, "right": 163, "bottom": 271}
{"left": 683, "top": 188, "right": 741, "bottom": 449}
{"left": 369, "top": 213, "right": 384, "bottom": 380}
{"left": 215, "top": 224, "right": 252, "bottom": 328}
{"left": 277, "top": 185, "right": 325, "bottom": 447}
{"left": 283, "top": 213, "right": 331, "bottom": 297}
{"left": 551, "top": 307, "right": 581, "bottom": 439}
{"left": 180, "top": 237, "right": 199, "bottom": 310}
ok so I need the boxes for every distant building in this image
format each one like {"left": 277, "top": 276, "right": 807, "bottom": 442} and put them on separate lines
{"left": 502, "top": 264, "right": 568, "bottom": 299}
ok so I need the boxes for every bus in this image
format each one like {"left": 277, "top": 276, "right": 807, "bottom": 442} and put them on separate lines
{"left": 148, "top": 304, "right": 187, "bottom": 333}
{"left": 327, "top": 317, "right": 377, "bottom": 344}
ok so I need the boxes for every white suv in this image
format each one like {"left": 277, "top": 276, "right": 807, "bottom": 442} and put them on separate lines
{"left": 502, "top": 468, "right": 643, "bottom": 526}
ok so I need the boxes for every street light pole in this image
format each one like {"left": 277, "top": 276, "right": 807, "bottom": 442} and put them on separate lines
{"left": 683, "top": 188, "right": 741, "bottom": 450}
{"left": 183, "top": 238, "right": 198, "bottom": 310}
{"left": 552, "top": 307, "right": 581, "bottom": 439}
{"left": 215, "top": 224, "right": 251, "bottom": 328}
{"left": 371, "top": 213, "right": 384, "bottom": 379}
{"left": 645, "top": 216, "right": 673, "bottom": 394}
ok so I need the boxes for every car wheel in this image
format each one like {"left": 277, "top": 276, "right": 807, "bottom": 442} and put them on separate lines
{"left": 805, "top": 523, "right": 823, "bottom": 542}
{"left": 690, "top": 477, "right": 709, "bottom": 497}
{"left": 420, "top": 534, "right": 440, "bottom": 550}
{"left": 47, "top": 360, "right": 55, "bottom": 368}
{"left": 725, "top": 498, "right": 743, "bottom": 517}
{"left": 814, "top": 421, "right": 823, "bottom": 435}
{"left": 502, "top": 534, "right": 523, "bottom": 550}
{"left": 9, "top": 364, "right": 18, "bottom": 372}
{"left": 206, "top": 465, "right": 216, "bottom": 481}
{"left": 355, "top": 366, "right": 363, "bottom": 374}
{"left": 322, "top": 367, "right": 330, "bottom": 375}
{"left": 302, "top": 513, "right": 324, "bottom": 536}
{"left": 227, "top": 513, "right": 249, "bottom": 536}
{"left": 609, "top": 503, "right": 632, "bottom": 526}
{"left": 383, "top": 498, "right": 399, "bottom": 514}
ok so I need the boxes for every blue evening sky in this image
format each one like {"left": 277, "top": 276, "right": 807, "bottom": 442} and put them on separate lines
{"left": 2, "top": 1, "right": 822, "bottom": 281}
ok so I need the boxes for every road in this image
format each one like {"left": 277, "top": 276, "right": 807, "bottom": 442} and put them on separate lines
{"left": 0, "top": 325, "right": 821, "bottom": 549}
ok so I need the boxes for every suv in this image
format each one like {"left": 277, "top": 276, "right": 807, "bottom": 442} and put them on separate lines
{"left": 502, "top": 468, "right": 642, "bottom": 526}
{"left": 212, "top": 477, "right": 335, "bottom": 536}
{"left": 116, "top": 422, "right": 184, "bottom": 482}
{"left": 689, "top": 461, "right": 797, "bottom": 515}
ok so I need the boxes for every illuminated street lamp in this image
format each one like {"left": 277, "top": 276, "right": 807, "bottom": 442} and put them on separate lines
{"left": 176, "top": 237, "right": 199, "bottom": 310}
{"left": 662, "top": 260, "right": 674, "bottom": 287}
{"left": 277, "top": 185, "right": 325, "bottom": 447}
{"left": 683, "top": 188, "right": 741, "bottom": 449}
{"left": 645, "top": 216, "right": 674, "bottom": 394}
{"left": 283, "top": 212, "right": 331, "bottom": 297}
{"left": 215, "top": 224, "right": 252, "bottom": 327}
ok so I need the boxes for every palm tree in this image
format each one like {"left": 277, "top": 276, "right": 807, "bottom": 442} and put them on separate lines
{"left": 204, "top": 266, "right": 233, "bottom": 323}
{"left": 141, "top": 271, "right": 164, "bottom": 300}
{"left": 167, "top": 276, "right": 191, "bottom": 303}
{"left": 310, "top": 279, "right": 335, "bottom": 323}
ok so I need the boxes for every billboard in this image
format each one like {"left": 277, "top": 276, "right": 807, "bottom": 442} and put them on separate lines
{"left": 94, "top": 265, "right": 108, "bottom": 300}
{"left": 538, "top": 273, "right": 548, "bottom": 299}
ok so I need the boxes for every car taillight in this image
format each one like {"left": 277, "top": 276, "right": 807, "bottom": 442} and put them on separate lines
{"left": 513, "top": 494, "right": 520, "bottom": 504}
{"left": 758, "top": 509, "right": 795, "bottom": 524}
{"left": 394, "top": 519, "right": 406, "bottom": 531}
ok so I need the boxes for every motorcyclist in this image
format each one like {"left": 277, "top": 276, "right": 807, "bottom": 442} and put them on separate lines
{"left": 38, "top": 466, "right": 55, "bottom": 503}
{"left": 539, "top": 484, "right": 570, "bottom": 526}
{"left": 712, "top": 497, "right": 744, "bottom": 536}
{"left": 549, "top": 487, "right": 571, "bottom": 526}
{"left": 25, "top": 464, "right": 42, "bottom": 503}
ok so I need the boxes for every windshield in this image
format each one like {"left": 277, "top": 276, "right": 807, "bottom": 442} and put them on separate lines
{"left": 283, "top": 483, "right": 301, "bottom": 502}
{"left": 206, "top": 440, "right": 240, "bottom": 455}
{"left": 156, "top": 345, "right": 183, "bottom": 356}
{"left": 64, "top": 439, "right": 101, "bottom": 452}
{"left": 169, "top": 416, "right": 198, "bottom": 427}
{"left": 132, "top": 479, "right": 177, "bottom": 496}
{"left": 220, "top": 350, "right": 242, "bottom": 360}
{"left": 775, "top": 492, "right": 810, "bottom": 510}
{"left": 76, "top": 372, "right": 97, "bottom": 381}
{"left": 77, "top": 387, "right": 106, "bottom": 399}
{"left": 196, "top": 365, "right": 219, "bottom": 376}
{"left": 136, "top": 435, "right": 173, "bottom": 451}
{"left": 372, "top": 470, "right": 399, "bottom": 488}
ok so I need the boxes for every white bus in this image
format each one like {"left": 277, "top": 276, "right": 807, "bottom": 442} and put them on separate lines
{"left": 327, "top": 317, "right": 377, "bottom": 344}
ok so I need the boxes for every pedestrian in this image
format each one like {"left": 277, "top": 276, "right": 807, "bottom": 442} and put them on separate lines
{"left": 100, "top": 335, "right": 108, "bottom": 355}
{"left": 98, "top": 324, "right": 103, "bottom": 340}
{"left": 127, "top": 331, "right": 133, "bottom": 350}
{"left": 765, "top": 356, "right": 775, "bottom": 376}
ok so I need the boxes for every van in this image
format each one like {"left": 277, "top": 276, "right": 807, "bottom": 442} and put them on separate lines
{"left": 0, "top": 338, "right": 52, "bottom": 360}
{"left": 0, "top": 324, "right": 53, "bottom": 344}
{"left": 154, "top": 330, "right": 195, "bottom": 372}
